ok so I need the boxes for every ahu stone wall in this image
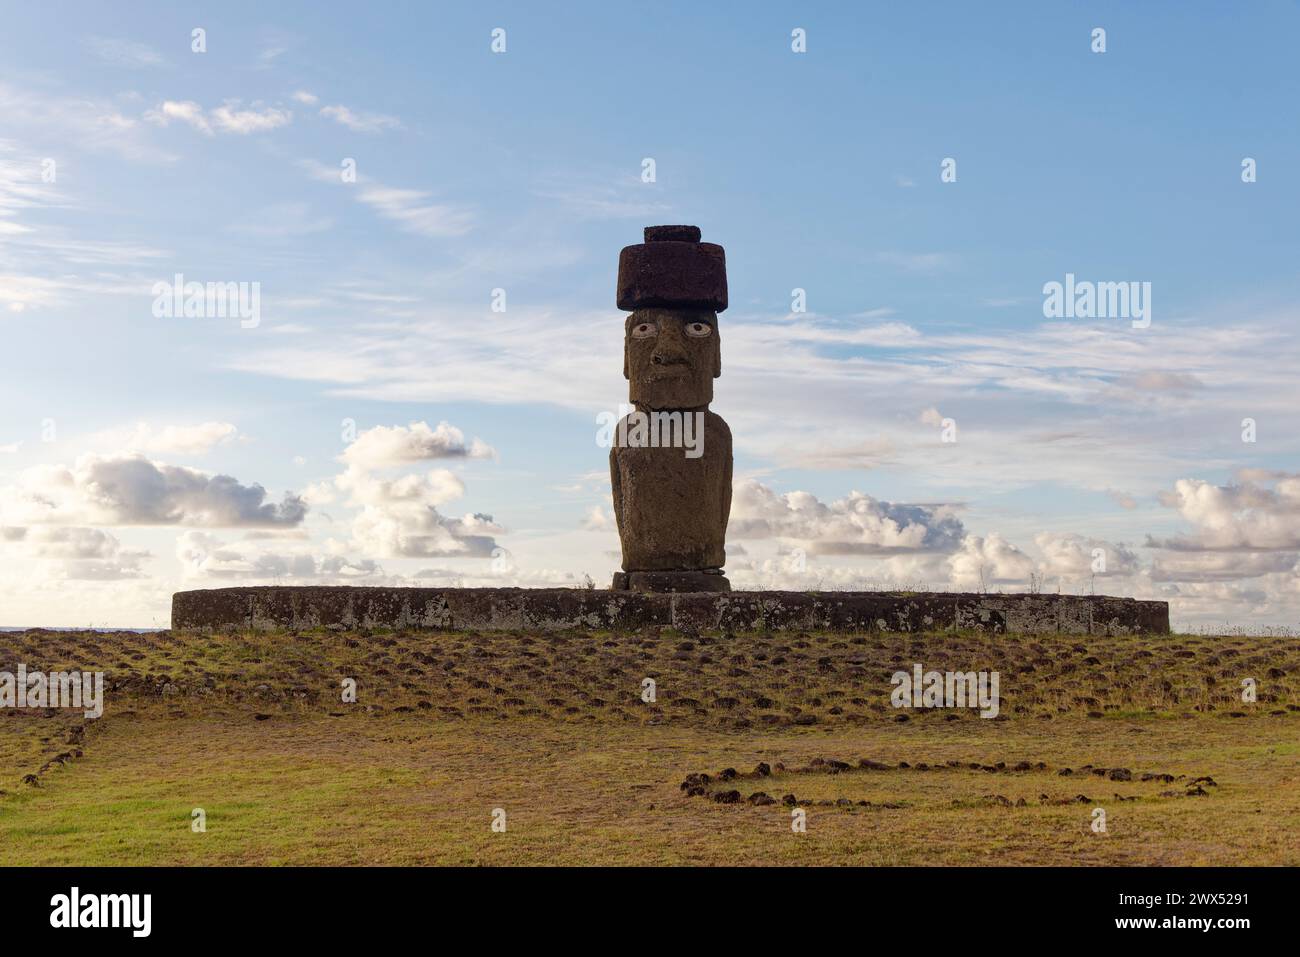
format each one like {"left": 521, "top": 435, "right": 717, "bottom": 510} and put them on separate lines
{"left": 171, "top": 586, "right": 1170, "bottom": 635}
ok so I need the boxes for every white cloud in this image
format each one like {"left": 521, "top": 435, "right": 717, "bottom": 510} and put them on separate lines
{"left": 1, "top": 525, "right": 149, "bottom": 580}
{"left": 1150, "top": 473, "right": 1300, "bottom": 552}
{"left": 94, "top": 422, "right": 238, "bottom": 456}
{"left": 319, "top": 104, "right": 401, "bottom": 133}
{"left": 176, "top": 530, "right": 380, "bottom": 581}
{"left": 729, "top": 479, "right": 965, "bottom": 555}
{"left": 340, "top": 421, "right": 494, "bottom": 471}
{"left": 350, "top": 501, "right": 502, "bottom": 559}
{"left": 211, "top": 102, "right": 292, "bottom": 134}
{"left": 145, "top": 100, "right": 292, "bottom": 136}
{"left": 306, "top": 421, "right": 505, "bottom": 559}
{"left": 1034, "top": 532, "right": 1141, "bottom": 578}
{"left": 946, "top": 533, "right": 1036, "bottom": 588}
{"left": 0, "top": 453, "right": 306, "bottom": 528}
{"left": 144, "top": 100, "right": 212, "bottom": 135}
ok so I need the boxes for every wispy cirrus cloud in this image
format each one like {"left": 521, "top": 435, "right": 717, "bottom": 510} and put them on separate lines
{"left": 81, "top": 36, "right": 166, "bottom": 68}
{"left": 0, "top": 82, "right": 173, "bottom": 162}
{"left": 299, "top": 158, "right": 474, "bottom": 237}
{"left": 319, "top": 103, "right": 401, "bottom": 133}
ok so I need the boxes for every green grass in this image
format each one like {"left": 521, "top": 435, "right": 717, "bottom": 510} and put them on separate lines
{"left": 1, "top": 626, "right": 1298, "bottom": 865}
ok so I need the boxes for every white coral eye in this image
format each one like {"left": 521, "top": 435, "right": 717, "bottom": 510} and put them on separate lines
{"left": 631, "top": 321, "right": 657, "bottom": 339}
{"left": 685, "top": 321, "right": 712, "bottom": 337}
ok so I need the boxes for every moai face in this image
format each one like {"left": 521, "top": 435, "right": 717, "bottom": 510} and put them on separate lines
{"left": 624, "top": 307, "right": 721, "bottom": 409}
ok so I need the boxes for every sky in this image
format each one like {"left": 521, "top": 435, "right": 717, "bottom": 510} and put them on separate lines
{"left": 1, "top": 1, "right": 1298, "bottom": 629}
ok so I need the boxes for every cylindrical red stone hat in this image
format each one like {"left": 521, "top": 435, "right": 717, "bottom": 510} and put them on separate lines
{"left": 616, "top": 225, "right": 727, "bottom": 312}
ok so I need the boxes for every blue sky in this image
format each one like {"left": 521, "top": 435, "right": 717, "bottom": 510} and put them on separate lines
{"left": 2, "top": 1, "right": 1298, "bottom": 627}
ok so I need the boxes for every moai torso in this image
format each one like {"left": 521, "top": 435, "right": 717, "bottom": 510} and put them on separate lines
{"left": 610, "top": 407, "right": 732, "bottom": 572}
{"left": 609, "top": 226, "right": 733, "bottom": 592}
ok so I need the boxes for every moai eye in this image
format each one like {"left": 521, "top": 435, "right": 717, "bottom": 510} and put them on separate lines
{"left": 631, "top": 320, "right": 658, "bottom": 339}
{"left": 684, "top": 321, "right": 713, "bottom": 337}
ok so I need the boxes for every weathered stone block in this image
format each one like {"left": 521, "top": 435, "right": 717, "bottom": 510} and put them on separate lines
{"left": 172, "top": 587, "right": 1169, "bottom": 635}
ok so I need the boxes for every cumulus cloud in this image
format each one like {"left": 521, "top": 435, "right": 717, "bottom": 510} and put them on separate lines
{"left": 729, "top": 479, "right": 964, "bottom": 555}
{"left": 946, "top": 533, "right": 1036, "bottom": 588}
{"left": 0, "top": 453, "right": 305, "bottom": 528}
{"left": 1149, "top": 473, "right": 1300, "bottom": 552}
{"left": 1034, "top": 532, "right": 1141, "bottom": 579}
{"left": 319, "top": 421, "right": 504, "bottom": 559}
{"left": 340, "top": 421, "right": 494, "bottom": 471}
{"left": 351, "top": 504, "right": 502, "bottom": 559}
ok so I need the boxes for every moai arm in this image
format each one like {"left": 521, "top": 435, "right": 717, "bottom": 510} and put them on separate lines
{"left": 721, "top": 432, "right": 732, "bottom": 534}
{"left": 609, "top": 446, "right": 624, "bottom": 540}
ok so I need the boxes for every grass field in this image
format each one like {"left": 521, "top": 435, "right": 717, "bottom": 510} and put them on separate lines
{"left": 2, "top": 625, "right": 1297, "bottom": 865}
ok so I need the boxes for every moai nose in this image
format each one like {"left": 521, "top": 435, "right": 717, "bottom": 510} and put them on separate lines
{"left": 651, "top": 348, "right": 688, "bottom": 366}
{"left": 651, "top": 322, "right": 688, "bottom": 365}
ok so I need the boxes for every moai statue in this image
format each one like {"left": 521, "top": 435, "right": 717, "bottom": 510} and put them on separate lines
{"left": 610, "top": 225, "right": 732, "bottom": 592}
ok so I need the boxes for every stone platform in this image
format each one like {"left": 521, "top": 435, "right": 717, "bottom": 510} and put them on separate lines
{"left": 171, "top": 586, "right": 1168, "bottom": 635}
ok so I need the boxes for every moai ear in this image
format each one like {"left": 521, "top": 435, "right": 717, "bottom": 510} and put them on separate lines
{"left": 713, "top": 330, "right": 721, "bottom": 378}
{"left": 624, "top": 340, "right": 630, "bottom": 380}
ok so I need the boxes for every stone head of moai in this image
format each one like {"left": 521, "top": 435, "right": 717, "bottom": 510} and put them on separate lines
{"left": 610, "top": 225, "right": 733, "bottom": 593}
{"left": 618, "top": 224, "right": 726, "bottom": 410}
